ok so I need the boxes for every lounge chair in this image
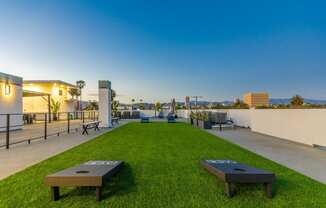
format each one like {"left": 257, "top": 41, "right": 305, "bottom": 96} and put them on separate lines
{"left": 167, "top": 115, "right": 176, "bottom": 123}
{"left": 140, "top": 117, "right": 150, "bottom": 123}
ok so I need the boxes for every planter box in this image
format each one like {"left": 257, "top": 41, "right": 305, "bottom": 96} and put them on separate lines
{"left": 198, "top": 120, "right": 212, "bottom": 129}
{"left": 192, "top": 119, "right": 198, "bottom": 127}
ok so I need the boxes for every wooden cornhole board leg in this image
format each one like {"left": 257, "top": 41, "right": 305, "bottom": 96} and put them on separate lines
{"left": 96, "top": 187, "right": 102, "bottom": 201}
{"left": 264, "top": 183, "right": 273, "bottom": 198}
{"left": 225, "top": 182, "right": 235, "bottom": 198}
{"left": 51, "top": 186, "right": 60, "bottom": 201}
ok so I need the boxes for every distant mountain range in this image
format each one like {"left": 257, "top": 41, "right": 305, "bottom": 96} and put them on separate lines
{"left": 186, "top": 98, "right": 326, "bottom": 105}
{"left": 120, "top": 98, "right": 326, "bottom": 107}
{"left": 270, "top": 98, "right": 326, "bottom": 105}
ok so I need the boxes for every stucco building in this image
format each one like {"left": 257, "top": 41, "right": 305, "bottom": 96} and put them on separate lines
{"left": 243, "top": 92, "right": 269, "bottom": 108}
{"left": 0, "top": 72, "right": 23, "bottom": 131}
{"left": 23, "top": 80, "right": 78, "bottom": 113}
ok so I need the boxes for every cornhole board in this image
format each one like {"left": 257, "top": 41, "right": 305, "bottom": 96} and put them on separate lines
{"left": 200, "top": 160, "right": 276, "bottom": 198}
{"left": 44, "top": 160, "right": 123, "bottom": 201}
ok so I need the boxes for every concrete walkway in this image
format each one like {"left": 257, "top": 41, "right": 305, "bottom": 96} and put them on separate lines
{"left": 0, "top": 121, "right": 128, "bottom": 180}
{"left": 207, "top": 128, "right": 326, "bottom": 184}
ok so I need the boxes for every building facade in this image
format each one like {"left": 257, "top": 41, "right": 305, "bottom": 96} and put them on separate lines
{"left": 243, "top": 92, "right": 269, "bottom": 108}
{"left": 23, "top": 80, "right": 78, "bottom": 113}
{"left": 0, "top": 72, "right": 23, "bottom": 131}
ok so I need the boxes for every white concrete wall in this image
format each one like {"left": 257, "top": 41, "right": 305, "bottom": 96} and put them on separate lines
{"left": 0, "top": 83, "right": 23, "bottom": 131}
{"left": 176, "top": 109, "right": 326, "bottom": 147}
{"left": 250, "top": 109, "right": 326, "bottom": 147}
{"left": 139, "top": 110, "right": 172, "bottom": 117}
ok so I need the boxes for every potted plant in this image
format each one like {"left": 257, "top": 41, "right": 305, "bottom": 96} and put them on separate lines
{"left": 198, "top": 111, "right": 212, "bottom": 129}
{"left": 194, "top": 111, "right": 201, "bottom": 127}
{"left": 51, "top": 99, "right": 61, "bottom": 121}
{"left": 190, "top": 111, "right": 195, "bottom": 125}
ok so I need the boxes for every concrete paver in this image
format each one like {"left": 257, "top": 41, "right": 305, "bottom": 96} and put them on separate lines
{"left": 0, "top": 121, "right": 128, "bottom": 180}
{"left": 208, "top": 128, "right": 326, "bottom": 184}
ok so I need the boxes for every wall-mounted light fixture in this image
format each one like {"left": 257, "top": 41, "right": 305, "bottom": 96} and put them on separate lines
{"left": 4, "top": 82, "right": 12, "bottom": 96}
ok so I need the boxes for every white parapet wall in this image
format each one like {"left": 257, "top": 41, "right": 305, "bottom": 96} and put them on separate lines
{"left": 176, "top": 108, "right": 326, "bottom": 147}
{"left": 250, "top": 109, "right": 326, "bottom": 147}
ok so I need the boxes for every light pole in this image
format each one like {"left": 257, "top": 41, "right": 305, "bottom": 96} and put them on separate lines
{"left": 190, "top": 96, "right": 203, "bottom": 112}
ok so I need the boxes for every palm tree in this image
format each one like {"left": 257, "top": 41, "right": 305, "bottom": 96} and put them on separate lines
{"left": 171, "top": 98, "right": 176, "bottom": 114}
{"left": 291, "top": 95, "right": 304, "bottom": 106}
{"left": 155, "top": 102, "right": 161, "bottom": 118}
{"left": 50, "top": 98, "right": 61, "bottom": 121}
{"left": 84, "top": 100, "right": 98, "bottom": 110}
{"left": 111, "top": 89, "right": 116, "bottom": 101}
{"left": 112, "top": 100, "right": 119, "bottom": 117}
{"left": 139, "top": 99, "right": 144, "bottom": 110}
{"left": 76, "top": 80, "right": 86, "bottom": 111}
{"left": 68, "top": 88, "right": 80, "bottom": 100}
{"left": 131, "top": 98, "right": 135, "bottom": 110}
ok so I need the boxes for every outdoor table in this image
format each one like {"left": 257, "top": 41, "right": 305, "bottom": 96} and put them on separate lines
{"left": 82, "top": 121, "right": 101, "bottom": 135}
{"left": 44, "top": 160, "right": 123, "bottom": 201}
{"left": 201, "top": 160, "right": 276, "bottom": 198}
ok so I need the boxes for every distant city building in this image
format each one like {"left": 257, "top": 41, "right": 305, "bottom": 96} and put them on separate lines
{"left": 243, "top": 92, "right": 269, "bottom": 108}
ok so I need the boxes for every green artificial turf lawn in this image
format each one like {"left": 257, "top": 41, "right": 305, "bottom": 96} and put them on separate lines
{"left": 0, "top": 122, "right": 325, "bottom": 208}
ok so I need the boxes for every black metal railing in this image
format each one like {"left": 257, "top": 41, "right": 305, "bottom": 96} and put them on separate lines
{"left": 0, "top": 111, "right": 99, "bottom": 149}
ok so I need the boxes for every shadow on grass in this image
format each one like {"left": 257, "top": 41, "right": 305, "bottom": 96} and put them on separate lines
{"left": 60, "top": 163, "right": 136, "bottom": 200}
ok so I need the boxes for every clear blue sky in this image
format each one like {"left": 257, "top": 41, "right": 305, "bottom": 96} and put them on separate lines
{"left": 1, "top": 0, "right": 326, "bottom": 103}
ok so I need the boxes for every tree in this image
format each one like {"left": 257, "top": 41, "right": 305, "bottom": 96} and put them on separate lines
{"left": 233, "top": 98, "right": 249, "bottom": 109}
{"left": 139, "top": 99, "right": 144, "bottom": 110}
{"left": 155, "top": 102, "right": 161, "bottom": 118}
{"left": 68, "top": 88, "right": 80, "bottom": 100}
{"left": 131, "top": 98, "right": 135, "bottom": 110}
{"left": 171, "top": 98, "right": 176, "bottom": 114}
{"left": 291, "top": 95, "right": 304, "bottom": 106}
{"left": 50, "top": 98, "right": 61, "bottom": 121}
{"left": 84, "top": 101, "right": 98, "bottom": 110}
{"left": 111, "top": 89, "right": 116, "bottom": 101}
{"left": 175, "top": 103, "right": 182, "bottom": 111}
{"left": 76, "top": 80, "right": 86, "bottom": 110}
{"left": 112, "top": 100, "right": 119, "bottom": 117}
{"left": 233, "top": 98, "right": 242, "bottom": 108}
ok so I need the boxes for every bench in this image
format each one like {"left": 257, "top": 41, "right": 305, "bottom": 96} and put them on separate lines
{"left": 44, "top": 160, "right": 124, "bottom": 201}
{"left": 82, "top": 121, "right": 101, "bottom": 135}
{"left": 201, "top": 160, "right": 276, "bottom": 198}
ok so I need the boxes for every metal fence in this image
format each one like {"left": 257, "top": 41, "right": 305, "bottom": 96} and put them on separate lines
{"left": 0, "top": 111, "right": 98, "bottom": 149}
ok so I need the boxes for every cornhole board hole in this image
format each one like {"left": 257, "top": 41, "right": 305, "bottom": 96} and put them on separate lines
{"left": 200, "top": 160, "right": 276, "bottom": 198}
{"left": 44, "top": 160, "right": 123, "bottom": 201}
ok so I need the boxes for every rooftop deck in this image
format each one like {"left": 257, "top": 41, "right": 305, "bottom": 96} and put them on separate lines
{"left": 208, "top": 128, "right": 326, "bottom": 184}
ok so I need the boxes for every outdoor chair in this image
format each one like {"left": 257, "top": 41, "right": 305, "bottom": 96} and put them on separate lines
{"left": 132, "top": 111, "right": 140, "bottom": 119}
{"left": 211, "top": 112, "right": 235, "bottom": 131}
{"left": 140, "top": 117, "right": 150, "bottom": 123}
{"left": 167, "top": 115, "right": 176, "bottom": 123}
{"left": 158, "top": 111, "right": 164, "bottom": 119}
{"left": 122, "top": 111, "right": 131, "bottom": 119}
